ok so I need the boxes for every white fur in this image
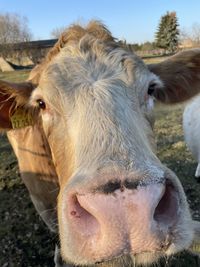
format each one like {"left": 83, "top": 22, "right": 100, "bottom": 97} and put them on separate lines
{"left": 183, "top": 94, "right": 200, "bottom": 177}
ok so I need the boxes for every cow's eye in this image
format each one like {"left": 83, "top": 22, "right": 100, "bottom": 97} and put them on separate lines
{"left": 148, "top": 83, "right": 156, "bottom": 96}
{"left": 36, "top": 99, "right": 46, "bottom": 110}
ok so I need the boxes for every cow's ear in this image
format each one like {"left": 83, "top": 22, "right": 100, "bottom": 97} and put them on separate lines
{"left": 0, "top": 80, "right": 37, "bottom": 130}
{"left": 148, "top": 49, "right": 200, "bottom": 104}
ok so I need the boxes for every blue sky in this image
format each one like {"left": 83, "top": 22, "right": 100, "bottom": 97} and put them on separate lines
{"left": 0, "top": 0, "right": 199, "bottom": 43}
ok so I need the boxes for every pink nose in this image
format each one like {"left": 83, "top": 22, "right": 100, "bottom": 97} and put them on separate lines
{"left": 65, "top": 182, "right": 178, "bottom": 263}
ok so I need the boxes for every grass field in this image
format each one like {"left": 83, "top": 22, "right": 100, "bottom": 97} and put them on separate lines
{"left": 0, "top": 69, "right": 200, "bottom": 267}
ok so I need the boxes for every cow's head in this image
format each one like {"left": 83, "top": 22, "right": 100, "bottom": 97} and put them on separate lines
{"left": 1, "top": 21, "right": 200, "bottom": 266}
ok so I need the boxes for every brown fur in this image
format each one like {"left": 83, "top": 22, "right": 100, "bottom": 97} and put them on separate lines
{"left": 7, "top": 123, "right": 59, "bottom": 231}
{"left": 149, "top": 49, "right": 200, "bottom": 103}
{"left": 29, "top": 21, "right": 114, "bottom": 84}
{"left": 0, "top": 80, "right": 35, "bottom": 129}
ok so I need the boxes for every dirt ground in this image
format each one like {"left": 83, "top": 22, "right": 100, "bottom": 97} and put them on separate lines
{"left": 0, "top": 70, "right": 200, "bottom": 267}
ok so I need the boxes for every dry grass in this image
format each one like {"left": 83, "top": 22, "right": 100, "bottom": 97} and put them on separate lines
{"left": 0, "top": 70, "right": 30, "bottom": 82}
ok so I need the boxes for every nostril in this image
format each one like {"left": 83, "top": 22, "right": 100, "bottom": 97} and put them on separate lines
{"left": 70, "top": 196, "right": 82, "bottom": 218}
{"left": 68, "top": 194, "right": 100, "bottom": 237}
{"left": 153, "top": 181, "right": 179, "bottom": 226}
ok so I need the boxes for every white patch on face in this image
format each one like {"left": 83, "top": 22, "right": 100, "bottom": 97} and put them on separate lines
{"left": 145, "top": 160, "right": 164, "bottom": 178}
{"left": 146, "top": 96, "right": 155, "bottom": 111}
{"left": 30, "top": 86, "right": 43, "bottom": 105}
{"left": 41, "top": 112, "right": 52, "bottom": 123}
{"left": 145, "top": 95, "right": 155, "bottom": 112}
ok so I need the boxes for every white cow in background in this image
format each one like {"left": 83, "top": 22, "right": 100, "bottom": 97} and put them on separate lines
{"left": 183, "top": 94, "right": 200, "bottom": 181}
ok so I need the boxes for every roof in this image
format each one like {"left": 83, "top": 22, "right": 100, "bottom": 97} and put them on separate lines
{"left": 0, "top": 39, "right": 58, "bottom": 51}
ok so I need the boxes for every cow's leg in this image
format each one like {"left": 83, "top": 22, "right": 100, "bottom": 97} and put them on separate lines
{"left": 195, "top": 163, "right": 200, "bottom": 183}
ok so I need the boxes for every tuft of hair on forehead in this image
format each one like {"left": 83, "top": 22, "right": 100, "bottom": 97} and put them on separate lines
{"left": 60, "top": 20, "right": 114, "bottom": 44}
{"left": 28, "top": 20, "right": 115, "bottom": 84}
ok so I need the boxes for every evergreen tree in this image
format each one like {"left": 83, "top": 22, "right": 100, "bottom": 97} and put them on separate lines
{"left": 155, "top": 11, "right": 179, "bottom": 52}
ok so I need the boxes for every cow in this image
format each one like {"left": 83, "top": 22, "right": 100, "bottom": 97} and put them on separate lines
{"left": 183, "top": 94, "right": 200, "bottom": 181}
{"left": 1, "top": 21, "right": 200, "bottom": 266}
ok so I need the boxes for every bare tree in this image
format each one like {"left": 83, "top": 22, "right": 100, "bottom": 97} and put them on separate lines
{"left": 179, "top": 23, "right": 200, "bottom": 48}
{"left": 191, "top": 23, "right": 200, "bottom": 45}
{"left": 51, "top": 26, "right": 67, "bottom": 38}
{"left": 0, "top": 13, "right": 32, "bottom": 58}
{"left": 0, "top": 13, "right": 32, "bottom": 43}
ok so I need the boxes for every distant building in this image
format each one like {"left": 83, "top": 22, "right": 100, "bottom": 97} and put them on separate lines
{"left": 179, "top": 39, "right": 193, "bottom": 49}
{"left": 0, "top": 39, "right": 58, "bottom": 67}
